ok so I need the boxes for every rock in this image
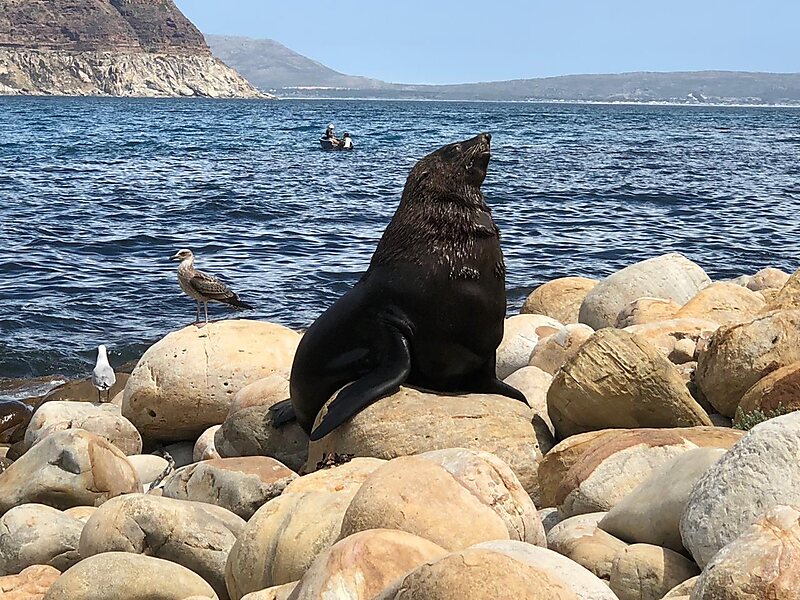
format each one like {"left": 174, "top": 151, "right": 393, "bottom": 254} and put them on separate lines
{"left": 734, "top": 361, "right": 800, "bottom": 427}
{"left": 163, "top": 441, "right": 195, "bottom": 468}
{"left": 662, "top": 577, "right": 698, "bottom": 598}
{"left": 195, "top": 425, "right": 222, "bottom": 462}
{"left": 503, "top": 366, "right": 554, "bottom": 433}
{"left": 767, "top": 268, "right": 800, "bottom": 311}
{"left": 691, "top": 504, "right": 800, "bottom": 600}
{"left": 229, "top": 371, "right": 290, "bottom": 417}
{"left": 528, "top": 324, "right": 594, "bottom": 375}
{"left": 539, "top": 507, "right": 562, "bottom": 534}
{"left": 556, "top": 427, "right": 742, "bottom": 518}
{"left": 673, "top": 282, "right": 766, "bottom": 325}
{"left": 216, "top": 404, "right": 308, "bottom": 473}
{"left": 240, "top": 583, "right": 296, "bottom": 600}
{"left": 123, "top": 320, "right": 301, "bottom": 443}
{"left": 623, "top": 318, "right": 719, "bottom": 365}
{"left": 521, "top": 277, "right": 598, "bottom": 324}
{"left": 497, "top": 314, "right": 565, "bottom": 379}
{"left": 24, "top": 401, "right": 142, "bottom": 455}
{"left": 0, "top": 565, "right": 60, "bottom": 600}
{"left": 42, "top": 552, "right": 218, "bottom": 599}
{"left": 224, "top": 491, "right": 353, "bottom": 599}
{"left": 747, "top": 267, "right": 791, "bottom": 291}
{"left": 547, "top": 329, "right": 712, "bottom": 439}
{"left": 162, "top": 457, "right": 297, "bottom": 520}
{"left": 598, "top": 448, "right": 725, "bottom": 553}
{"left": 79, "top": 493, "right": 243, "bottom": 600}
{"left": 0, "top": 504, "right": 83, "bottom": 575}
{"left": 608, "top": 544, "right": 699, "bottom": 600}
{"left": 547, "top": 513, "right": 627, "bottom": 581}
{"left": 339, "top": 450, "right": 546, "bottom": 551}
{"left": 680, "top": 411, "right": 800, "bottom": 567}
{"left": 538, "top": 430, "right": 622, "bottom": 509}
{"left": 63, "top": 506, "right": 96, "bottom": 522}
{"left": 695, "top": 309, "right": 800, "bottom": 417}
{"left": 615, "top": 298, "right": 682, "bottom": 328}
{"left": 282, "top": 457, "right": 385, "bottom": 495}
{"left": 0, "top": 429, "right": 140, "bottom": 515}
{"left": 40, "top": 374, "right": 129, "bottom": 404}
{"left": 289, "top": 529, "right": 448, "bottom": 600}
{"left": 127, "top": 454, "right": 170, "bottom": 489}
{"left": 579, "top": 253, "right": 710, "bottom": 330}
{"left": 307, "top": 386, "right": 554, "bottom": 504}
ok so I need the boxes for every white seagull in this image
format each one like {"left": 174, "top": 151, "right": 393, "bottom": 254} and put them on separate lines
{"left": 91, "top": 344, "right": 116, "bottom": 402}
{"left": 170, "top": 248, "right": 254, "bottom": 325}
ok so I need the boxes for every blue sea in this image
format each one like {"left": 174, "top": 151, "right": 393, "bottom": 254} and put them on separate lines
{"left": 1, "top": 97, "right": 799, "bottom": 389}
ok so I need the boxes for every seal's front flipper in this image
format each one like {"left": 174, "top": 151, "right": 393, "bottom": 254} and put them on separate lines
{"left": 269, "top": 399, "right": 297, "bottom": 428}
{"left": 310, "top": 332, "right": 411, "bottom": 441}
{"left": 483, "top": 378, "right": 529, "bottom": 405}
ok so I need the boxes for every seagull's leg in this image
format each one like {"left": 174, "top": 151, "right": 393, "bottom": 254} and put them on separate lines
{"left": 195, "top": 301, "right": 200, "bottom": 324}
{"left": 97, "top": 389, "right": 101, "bottom": 403}
{"left": 204, "top": 302, "right": 209, "bottom": 324}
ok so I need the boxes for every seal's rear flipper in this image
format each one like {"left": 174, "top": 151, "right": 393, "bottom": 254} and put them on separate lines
{"left": 269, "top": 399, "right": 297, "bottom": 428}
{"left": 310, "top": 332, "right": 411, "bottom": 441}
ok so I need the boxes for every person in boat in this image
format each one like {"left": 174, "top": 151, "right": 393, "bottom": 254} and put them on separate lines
{"left": 341, "top": 132, "right": 353, "bottom": 149}
{"left": 324, "top": 123, "right": 339, "bottom": 145}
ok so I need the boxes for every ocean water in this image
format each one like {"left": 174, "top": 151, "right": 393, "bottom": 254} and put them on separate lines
{"left": 1, "top": 97, "right": 799, "bottom": 386}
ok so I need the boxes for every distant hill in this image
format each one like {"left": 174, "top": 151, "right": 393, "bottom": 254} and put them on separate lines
{"left": 207, "top": 34, "right": 800, "bottom": 105}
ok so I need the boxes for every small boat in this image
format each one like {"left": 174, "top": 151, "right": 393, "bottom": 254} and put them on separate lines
{"left": 320, "top": 137, "right": 354, "bottom": 151}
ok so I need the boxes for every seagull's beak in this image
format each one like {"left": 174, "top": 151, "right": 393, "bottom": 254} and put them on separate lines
{"left": 170, "top": 253, "right": 181, "bottom": 261}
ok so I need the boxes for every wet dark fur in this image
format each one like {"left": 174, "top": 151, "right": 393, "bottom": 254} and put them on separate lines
{"left": 277, "top": 133, "right": 527, "bottom": 440}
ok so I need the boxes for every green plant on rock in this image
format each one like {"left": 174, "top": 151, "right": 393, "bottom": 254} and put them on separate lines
{"left": 734, "top": 403, "right": 794, "bottom": 430}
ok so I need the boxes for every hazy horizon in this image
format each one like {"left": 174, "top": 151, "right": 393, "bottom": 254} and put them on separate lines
{"left": 176, "top": 0, "right": 800, "bottom": 85}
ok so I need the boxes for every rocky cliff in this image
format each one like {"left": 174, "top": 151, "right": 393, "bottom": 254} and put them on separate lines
{"left": 0, "top": 0, "right": 266, "bottom": 98}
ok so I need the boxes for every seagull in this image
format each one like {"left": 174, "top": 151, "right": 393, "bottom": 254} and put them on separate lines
{"left": 170, "top": 248, "right": 254, "bottom": 325}
{"left": 91, "top": 344, "right": 116, "bottom": 402}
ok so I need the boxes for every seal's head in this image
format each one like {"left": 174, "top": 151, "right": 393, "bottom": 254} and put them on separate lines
{"left": 404, "top": 133, "right": 492, "bottom": 205}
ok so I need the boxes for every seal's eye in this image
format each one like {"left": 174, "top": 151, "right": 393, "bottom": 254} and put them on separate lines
{"left": 453, "top": 144, "right": 462, "bottom": 154}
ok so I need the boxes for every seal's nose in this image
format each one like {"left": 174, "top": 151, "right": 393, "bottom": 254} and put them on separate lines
{"left": 482, "top": 133, "right": 492, "bottom": 143}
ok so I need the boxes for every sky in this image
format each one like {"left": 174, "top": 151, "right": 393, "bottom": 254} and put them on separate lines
{"left": 175, "top": 0, "right": 800, "bottom": 85}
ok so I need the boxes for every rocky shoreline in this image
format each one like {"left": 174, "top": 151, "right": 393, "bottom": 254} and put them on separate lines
{"left": 1, "top": 252, "right": 799, "bottom": 599}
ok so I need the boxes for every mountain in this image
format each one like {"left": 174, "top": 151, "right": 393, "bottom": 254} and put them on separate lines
{"left": 207, "top": 34, "right": 800, "bottom": 105}
{"left": 0, "top": 0, "right": 265, "bottom": 98}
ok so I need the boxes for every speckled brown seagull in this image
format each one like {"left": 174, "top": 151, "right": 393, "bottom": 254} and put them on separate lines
{"left": 170, "top": 248, "right": 253, "bottom": 324}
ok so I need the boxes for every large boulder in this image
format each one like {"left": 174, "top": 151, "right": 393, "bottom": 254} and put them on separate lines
{"left": 528, "top": 324, "right": 594, "bottom": 375}
{"left": 547, "top": 329, "right": 712, "bottom": 438}
{"left": 307, "top": 386, "right": 554, "bottom": 504}
{"left": 24, "top": 401, "right": 142, "bottom": 455}
{"left": 0, "top": 429, "right": 140, "bottom": 515}
{"left": 42, "top": 552, "right": 218, "bottom": 600}
{"left": 288, "top": 529, "right": 448, "bottom": 600}
{"left": 521, "top": 277, "right": 598, "bottom": 324}
{"left": 0, "top": 504, "right": 83, "bottom": 575}
{"left": 497, "top": 314, "right": 564, "bottom": 379}
{"left": 747, "top": 267, "right": 791, "bottom": 292}
{"left": 734, "top": 361, "right": 800, "bottom": 427}
{"left": 0, "top": 565, "right": 60, "bottom": 600}
{"left": 767, "top": 267, "right": 800, "bottom": 310}
{"left": 162, "top": 457, "right": 297, "bottom": 520}
{"left": 578, "top": 253, "right": 710, "bottom": 330}
{"left": 673, "top": 282, "right": 766, "bottom": 325}
{"left": 546, "top": 513, "right": 627, "bottom": 582}
{"left": 623, "top": 318, "right": 719, "bottom": 365}
{"left": 680, "top": 411, "right": 800, "bottom": 567}
{"left": 608, "top": 544, "right": 698, "bottom": 600}
{"left": 691, "top": 505, "right": 800, "bottom": 600}
{"left": 615, "top": 298, "right": 682, "bottom": 328}
{"left": 123, "top": 320, "right": 301, "bottom": 442}
{"left": 228, "top": 371, "right": 291, "bottom": 416}
{"left": 695, "top": 309, "right": 800, "bottom": 417}
{"left": 339, "top": 450, "right": 546, "bottom": 551}
{"left": 598, "top": 448, "right": 725, "bottom": 553}
{"left": 79, "top": 493, "right": 244, "bottom": 600}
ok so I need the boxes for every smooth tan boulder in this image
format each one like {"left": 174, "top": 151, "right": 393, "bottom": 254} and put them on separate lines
{"left": 546, "top": 513, "right": 627, "bottom": 582}
{"left": 598, "top": 448, "right": 725, "bottom": 553}
{"left": 64, "top": 506, "right": 97, "bottom": 522}
{"left": 547, "top": 329, "right": 712, "bottom": 439}
{"left": 503, "top": 366, "right": 554, "bottom": 433}
{"left": 241, "top": 583, "right": 297, "bottom": 600}
{"left": 282, "top": 457, "right": 385, "bottom": 495}
{"left": 79, "top": 493, "right": 243, "bottom": 600}
{"left": 339, "top": 451, "right": 545, "bottom": 551}
{"left": 162, "top": 457, "right": 297, "bottom": 519}
{"left": 229, "top": 371, "right": 291, "bottom": 416}
{"left": 623, "top": 318, "right": 719, "bottom": 365}
{"left": 767, "top": 267, "right": 800, "bottom": 310}
{"left": 0, "top": 564, "right": 60, "bottom": 600}
{"left": 288, "top": 529, "right": 448, "bottom": 600}
{"left": 674, "top": 282, "right": 766, "bottom": 325}
{"left": 24, "top": 401, "right": 142, "bottom": 455}
{"left": 0, "top": 504, "right": 83, "bottom": 575}
{"left": 691, "top": 505, "right": 800, "bottom": 600}
{"left": 42, "top": 552, "right": 218, "bottom": 599}
{"left": 307, "top": 386, "right": 554, "bottom": 504}
{"left": 497, "top": 314, "right": 565, "bottom": 379}
{"left": 579, "top": 253, "right": 710, "bottom": 330}
{"left": 522, "top": 277, "right": 598, "bottom": 324}
{"left": 195, "top": 425, "right": 222, "bottom": 462}
{"left": 127, "top": 454, "right": 171, "bottom": 489}
{"left": 608, "top": 544, "right": 699, "bottom": 600}
{"left": 747, "top": 267, "right": 791, "bottom": 291}
{"left": 123, "top": 320, "right": 301, "bottom": 442}
{"left": 216, "top": 404, "right": 308, "bottom": 473}
{"left": 695, "top": 309, "right": 800, "bottom": 417}
{"left": 734, "top": 361, "right": 800, "bottom": 426}
{"left": 556, "top": 428, "right": 742, "bottom": 518}
{"left": 0, "top": 429, "right": 140, "bottom": 515}
{"left": 615, "top": 298, "right": 682, "bottom": 328}
{"left": 528, "top": 324, "right": 594, "bottom": 375}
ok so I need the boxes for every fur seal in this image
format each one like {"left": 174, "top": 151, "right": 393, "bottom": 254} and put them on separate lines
{"left": 273, "top": 133, "right": 526, "bottom": 440}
